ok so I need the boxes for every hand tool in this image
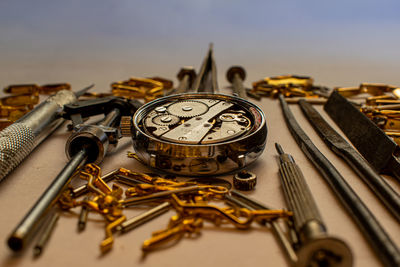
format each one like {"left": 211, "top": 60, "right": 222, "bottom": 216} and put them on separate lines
{"left": 279, "top": 94, "right": 400, "bottom": 267}
{"left": 120, "top": 44, "right": 267, "bottom": 176}
{"left": 324, "top": 90, "right": 400, "bottom": 181}
{"left": 299, "top": 99, "right": 400, "bottom": 222}
{"left": 276, "top": 143, "right": 352, "bottom": 267}
{"left": 169, "top": 67, "right": 196, "bottom": 95}
{"left": 0, "top": 84, "right": 93, "bottom": 181}
{"left": 7, "top": 97, "right": 140, "bottom": 252}
{"left": 226, "top": 66, "right": 247, "bottom": 99}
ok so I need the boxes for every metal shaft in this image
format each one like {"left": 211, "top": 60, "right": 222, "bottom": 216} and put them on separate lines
{"left": 279, "top": 94, "right": 400, "bottom": 267}
{"left": 117, "top": 202, "right": 171, "bottom": 233}
{"left": 33, "top": 211, "right": 60, "bottom": 257}
{"left": 8, "top": 149, "right": 88, "bottom": 251}
{"left": 171, "top": 67, "right": 196, "bottom": 95}
{"left": 0, "top": 84, "right": 93, "bottom": 181}
{"left": 226, "top": 66, "right": 247, "bottom": 99}
{"left": 8, "top": 107, "right": 121, "bottom": 252}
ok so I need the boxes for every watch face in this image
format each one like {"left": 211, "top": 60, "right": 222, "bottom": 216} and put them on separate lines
{"left": 132, "top": 93, "right": 267, "bottom": 176}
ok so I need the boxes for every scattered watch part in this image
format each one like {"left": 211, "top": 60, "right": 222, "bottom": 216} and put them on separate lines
{"left": 233, "top": 170, "right": 257, "bottom": 191}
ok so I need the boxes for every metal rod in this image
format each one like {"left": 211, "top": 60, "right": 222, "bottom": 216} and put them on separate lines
{"left": 77, "top": 196, "right": 89, "bottom": 232}
{"left": 278, "top": 94, "right": 400, "bottom": 267}
{"left": 117, "top": 202, "right": 171, "bottom": 233}
{"left": 226, "top": 66, "right": 247, "bottom": 99}
{"left": 8, "top": 106, "right": 122, "bottom": 252}
{"left": 8, "top": 149, "right": 88, "bottom": 251}
{"left": 33, "top": 211, "right": 60, "bottom": 257}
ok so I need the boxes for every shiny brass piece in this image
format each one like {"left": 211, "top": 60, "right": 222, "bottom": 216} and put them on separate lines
{"left": 100, "top": 215, "right": 126, "bottom": 253}
{"left": 3, "top": 83, "right": 70, "bottom": 95}
{"left": 336, "top": 83, "right": 398, "bottom": 98}
{"left": 251, "top": 75, "right": 323, "bottom": 99}
{"left": 111, "top": 77, "right": 173, "bottom": 102}
{"left": 142, "top": 215, "right": 203, "bottom": 251}
{"left": 170, "top": 194, "right": 292, "bottom": 229}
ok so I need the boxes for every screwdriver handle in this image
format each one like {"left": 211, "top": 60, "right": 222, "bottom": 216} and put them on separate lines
{"left": 0, "top": 90, "right": 78, "bottom": 181}
{"left": 276, "top": 144, "right": 326, "bottom": 241}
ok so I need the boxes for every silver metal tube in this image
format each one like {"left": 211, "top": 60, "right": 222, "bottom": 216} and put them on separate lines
{"left": 0, "top": 86, "right": 92, "bottom": 181}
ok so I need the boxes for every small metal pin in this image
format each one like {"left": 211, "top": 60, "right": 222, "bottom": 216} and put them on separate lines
{"left": 78, "top": 196, "right": 89, "bottom": 232}
{"left": 33, "top": 212, "right": 60, "bottom": 257}
{"left": 117, "top": 202, "right": 171, "bottom": 233}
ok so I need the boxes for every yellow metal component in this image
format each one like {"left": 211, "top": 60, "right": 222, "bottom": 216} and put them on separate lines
{"left": 38, "top": 83, "right": 71, "bottom": 94}
{"left": 3, "top": 83, "right": 70, "bottom": 95}
{"left": 111, "top": 77, "right": 173, "bottom": 102}
{"left": 261, "top": 75, "right": 313, "bottom": 88}
{"left": 336, "top": 83, "right": 399, "bottom": 98}
{"left": 142, "top": 216, "right": 203, "bottom": 251}
{"left": 0, "top": 94, "right": 39, "bottom": 106}
{"left": 100, "top": 215, "right": 126, "bottom": 253}
{"left": 170, "top": 194, "right": 292, "bottom": 229}
{"left": 3, "top": 84, "right": 40, "bottom": 95}
{"left": 251, "top": 75, "right": 319, "bottom": 98}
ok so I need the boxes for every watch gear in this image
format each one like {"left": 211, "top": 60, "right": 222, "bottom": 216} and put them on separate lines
{"left": 152, "top": 114, "right": 180, "bottom": 126}
{"left": 167, "top": 100, "right": 209, "bottom": 118}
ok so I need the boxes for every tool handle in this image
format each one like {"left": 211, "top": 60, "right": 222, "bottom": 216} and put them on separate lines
{"left": 279, "top": 95, "right": 400, "bottom": 267}
{"left": 0, "top": 90, "right": 79, "bottom": 181}
{"left": 0, "top": 123, "right": 36, "bottom": 180}
{"left": 279, "top": 161, "right": 326, "bottom": 237}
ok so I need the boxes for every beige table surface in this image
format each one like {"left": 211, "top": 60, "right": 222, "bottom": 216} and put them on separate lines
{"left": 1, "top": 1, "right": 400, "bottom": 266}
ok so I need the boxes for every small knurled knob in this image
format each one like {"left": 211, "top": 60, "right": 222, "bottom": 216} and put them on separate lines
{"left": 120, "top": 116, "right": 133, "bottom": 137}
{"left": 233, "top": 170, "right": 257, "bottom": 191}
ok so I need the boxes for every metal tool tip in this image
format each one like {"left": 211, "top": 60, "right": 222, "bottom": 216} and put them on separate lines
{"left": 75, "top": 84, "right": 95, "bottom": 97}
{"left": 275, "top": 143, "right": 284, "bottom": 155}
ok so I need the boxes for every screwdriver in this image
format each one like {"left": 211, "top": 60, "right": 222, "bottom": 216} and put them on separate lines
{"left": 275, "top": 143, "right": 352, "bottom": 267}
{"left": 0, "top": 84, "right": 94, "bottom": 181}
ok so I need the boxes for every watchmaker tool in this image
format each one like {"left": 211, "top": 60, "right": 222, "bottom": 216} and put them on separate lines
{"left": 299, "top": 99, "right": 400, "bottom": 222}
{"left": 226, "top": 66, "right": 247, "bottom": 99}
{"left": 279, "top": 94, "right": 400, "bottom": 267}
{"left": 276, "top": 143, "right": 352, "bottom": 267}
{"left": 120, "top": 44, "right": 267, "bottom": 176}
{"left": 7, "top": 97, "right": 141, "bottom": 252}
{"left": 0, "top": 84, "right": 93, "bottom": 181}
{"left": 168, "top": 67, "right": 196, "bottom": 95}
{"left": 324, "top": 90, "right": 400, "bottom": 182}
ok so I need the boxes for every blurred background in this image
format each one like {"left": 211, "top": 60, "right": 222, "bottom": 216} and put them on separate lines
{"left": 1, "top": 0, "right": 400, "bottom": 91}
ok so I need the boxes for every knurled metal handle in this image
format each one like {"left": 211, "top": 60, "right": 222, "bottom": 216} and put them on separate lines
{"left": 279, "top": 161, "right": 324, "bottom": 233}
{"left": 0, "top": 123, "right": 35, "bottom": 180}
